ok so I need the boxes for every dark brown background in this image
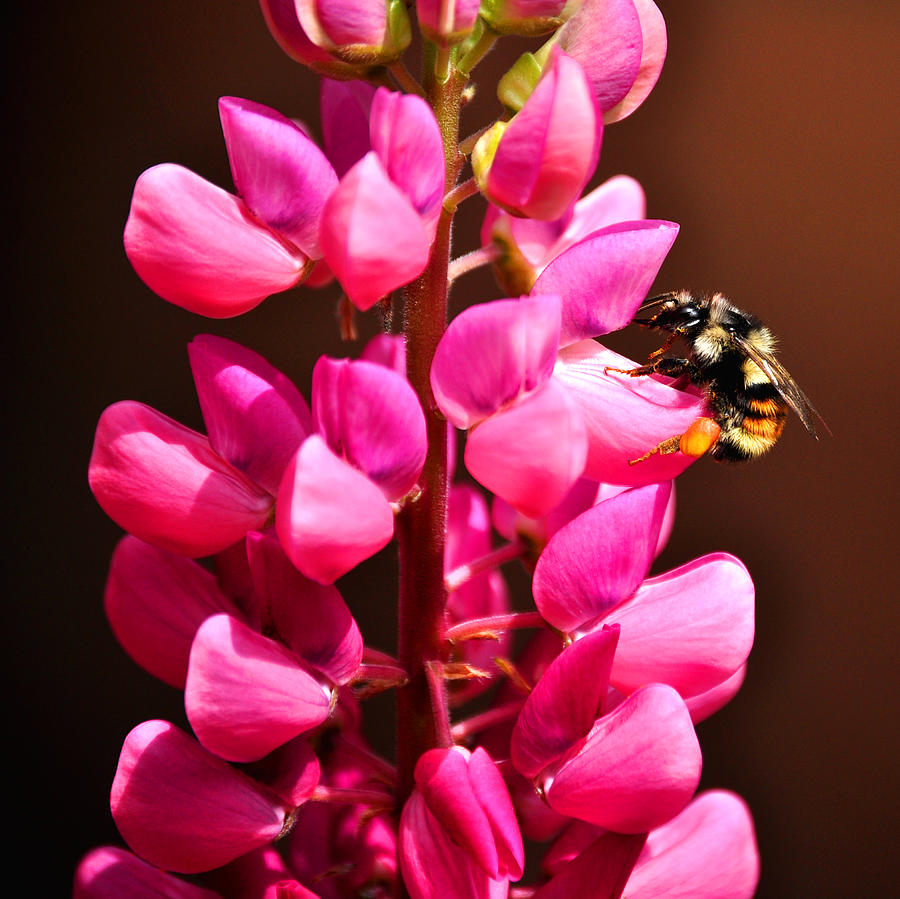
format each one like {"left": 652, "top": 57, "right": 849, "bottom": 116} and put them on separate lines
{"left": 8, "top": 2, "right": 898, "bottom": 895}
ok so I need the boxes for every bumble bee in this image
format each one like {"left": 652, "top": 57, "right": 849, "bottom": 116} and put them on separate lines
{"left": 617, "top": 290, "right": 827, "bottom": 463}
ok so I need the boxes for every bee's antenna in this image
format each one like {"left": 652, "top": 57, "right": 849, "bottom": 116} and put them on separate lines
{"left": 637, "top": 290, "right": 680, "bottom": 313}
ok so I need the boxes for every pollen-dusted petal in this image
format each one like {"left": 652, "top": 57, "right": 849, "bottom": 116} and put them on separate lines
{"left": 431, "top": 294, "right": 562, "bottom": 429}
{"left": 464, "top": 379, "right": 588, "bottom": 519}
{"left": 276, "top": 435, "right": 395, "bottom": 584}
{"left": 104, "top": 536, "right": 245, "bottom": 689}
{"left": 189, "top": 335, "right": 312, "bottom": 496}
{"left": 546, "top": 684, "right": 702, "bottom": 832}
{"left": 605, "top": 552, "right": 755, "bottom": 700}
{"left": 110, "top": 720, "right": 287, "bottom": 873}
{"left": 124, "top": 164, "right": 307, "bottom": 318}
{"left": 320, "top": 152, "right": 431, "bottom": 310}
{"left": 624, "top": 790, "right": 759, "bottom": 898}
{"left": 312, "top": 357, "right": 427, "bottom": 500}
{"left": 554, "top": 340, "right": 708, "bottom": 486}
{"left": 320, "top": 78, "right": 376, "bottom": 177}
{"left": 511, "top": 625, "right": 619, "bottom": 779}
{"left": 533, "top": 482, "right": 672, "bottom": 632}
{"left": 533, "top": 220, "right": 679, "bottom": 347}
{"left": 185, "top": 614, "right": 333, "bottom": 762}
{"left": 89, "top": 401, "right": 274, "bottom": 557}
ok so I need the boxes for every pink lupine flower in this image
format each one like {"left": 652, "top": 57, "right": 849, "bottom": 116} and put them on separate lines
{"left": 481, "top": 0, "right": 582, "bottom": 36}
{"left": 473, "top": 49, "right": 600, "bottom": 221}
{"left": 124, "top": 98, "right": 337, "bottom": 317}
{"left": 204, "top": 846, "right": 307, "bottom": 899}
{"left": 111, "top": 720, "right": 294, "bottom": 873}
{"left": 417, "top": 0, "right": 481, "bottom": 45}
{"left": 320, "top": 78, "right": 377, "bottom": 178}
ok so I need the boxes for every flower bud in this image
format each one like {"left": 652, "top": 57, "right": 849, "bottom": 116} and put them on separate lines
{"left": 481, "top": 0, "right": 582, "bottom": 37}
{"left": 417, "top": 0, "right": 481, "bottom": 46}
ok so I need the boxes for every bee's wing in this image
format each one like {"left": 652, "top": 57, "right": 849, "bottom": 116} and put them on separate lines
{"left": 734, "top": 336, "right": 831, "bottom": 438}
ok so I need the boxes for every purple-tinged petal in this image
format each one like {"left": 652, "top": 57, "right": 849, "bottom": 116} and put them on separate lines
{"left": 511, "top": 625, "right": 619, "bottom": 779}
{"left": 219, "top": 97, "right": 338, "bottom": 259}
{"left": 533, "top": 220, "right": 679, "bottom": 346}
{"left": 276, "top": 435, "right": 395, "bottom": 584}
{"left": 320, "top": 78, "right": 376, "bottom": 178}
{"left": 431, "top": 294, "right": 562, "bottom": 429}
{"left": 625, "top": 790, "right": 759, "bottom": 898}
{"left": 554, "top": 340, "right": 708, "bottom": 485}
{"left": 104, "top": 536, "right": 245, "bottom": 689}
{"left": 464, "top": 379, "right": 587, "bottom": 519}
{"left": 124, "top": 164, "right": 308, "bottom": 318}
{"left": 185, "top": 614, "right": 333, "bottom": 762}
{"left": 89, "top": 401, "right": 273, "bottom": 557}
{"left": 533, "top": 482, "right": 671, "bottom": 632}
{"left": 189, "top": 335, "right": 312, "bottom": 496}
{"left": 369, "top": 89, "right": 445, "bottom": 235}
{"left": 545, "top": 684, "right": 702, "bottom": 832}
{"left": 686, "top": 664, "right": 747, "bottom": 724}
{"left": 110, "top": 720, "right": 288, "bottom": 873}
{"left": 247, "top": 530, "right": 363, "bottom": 684}
{"left": 73, "top": 846, "right": 222, "bottom": 899}
{"left": 604, "top": 553, "right": 755, "bottom": 700}
{"left": 320, "top": 152, "right": 431, "bottom": 310}
{"left": 312, "top": 357, "right": 427, "bottom": 499}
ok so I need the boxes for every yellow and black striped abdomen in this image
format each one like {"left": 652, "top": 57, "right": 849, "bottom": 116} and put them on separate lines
{"left": 712, "top": 388, "right": 789, "bottom": 461}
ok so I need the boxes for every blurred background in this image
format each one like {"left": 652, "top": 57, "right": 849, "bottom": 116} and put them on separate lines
{"left": 8, "top": 1, "right": 898, "bottom": 895}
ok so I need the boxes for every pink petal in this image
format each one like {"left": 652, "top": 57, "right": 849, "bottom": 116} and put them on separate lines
{"left": 259, "top": 0, "right": 358, "bottom": 75}
{"left": 511, "top": 625, "right": 619, "bottom": 779}
{"left": 89, "top": 401, "right": 273, "bottom": 557}
{"left": 533, "top": 482, "right": 672, "bottom": 632}
{"left": 104, "top": 536, "right": 245, "bottom": 689}
{"left": 296, "top": 0, "right": 391, "bottom": 49}
{"left": 312, "top": 356, "right": 427, "bottom": 499}
{"left": 604, "top": 552, "right": 755, "bottom": 700}
{"left": 554, "top": 341, "right": 708, "bottom": 485}
{"left": 320, "top": 78, "right": 376, "bottom": 177}
{"left": 625, "top": 790, "right": 759, "bottom": 898}
{"left": 563, "top": 174, "right": 647, "bottom": 244}
{"left": 545, "top": 684, "right": 702, "bottom": 832}
{"left": 276, "top": 435, "right": 395, "bottom": 584}
{"left": 124, "top": 164, "right": 307, "bottom": 317}
{"left": 320, "top": 152, "right": 431, "bottom": 310}
{"left": 247, "top": 530, "right": 363, "bottom": 684}
{"left": 110, "top": 720, "right": 287, "bottom": 873}
{"left": 360, "top": 331, "right": 406, "bottom": 374}
{"left": 431, "top": 294, "right": 562, "bottom": 429}
{"left": 243, "top": 736, "right": 322, "bottom": 809}
{"left": 185, "top": 614, "right": 333, "bottom": 762}
{"left": 203, "top": 846, "right": 294, "bottom": 899}
{"left": 464, "top": 379, "right": 588, "bottom": 519}
{"left": 416, "top": 0, "right": 481, "bottom": 43}
{"left": 686, "top": 664, "right": 747, "bottom": 724}
{"left": 189, "top": 335, "right": 312, "bottom": 496}
{"left": 533, "top": 220, "right": 679, "bottom": 346}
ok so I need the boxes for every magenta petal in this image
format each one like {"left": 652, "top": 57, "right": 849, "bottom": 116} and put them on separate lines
{"left": 465, "top": 379, "right": 588, "bottom": 519}
{"left": 247, "top": 530, "right": 363, "bottom": 684}
{"left": 511, "top": 625, "right": 619, "bottom": 779}
{"left": 297, "top": 0, "right": 391, "bottom": 49}
{"left": 554, "top": 340, "right": 708, "bottom": 485}
{"left": 320, "top": 78, "right": 377, "bottom": 177}
{"left": 124, "top": 164, "right": 307, "bottom": 317}
{"left": 533, "top": 220, "right": 679, "bottom": 346}
{"left": 533, "top": 482, "right": 672, "bottom": 632}
{"left": 686, "top": 664, "right": 747, "bottom": 724}
{"left": 321, "top": 152, "right": 432, "bottom": 310}
{"left": 259, "top": 0, "right": 357, "bottom": 74}
{"left": 89, "top": 401, "right": 273, "bottom": 557}
{"left": 431, "top": 294, "right": 562, "bottom": 429}
{"left": 110, "top": 720, "right": 287, "bottom": 873}
{"left": 189, "top": 335, "right": 312, "bottom": 496}
{"left": 244, "top": 736, "right": 322, "bottom": 809}
{"left": 625, "top": 790, "right": 759, "bottom": 898}
{"left": 276, "top": 435, "right": 395, "bottom": 584}
{"left": 606, "top": 553, "right": 755, "bottom": 699}
{"left": 369, "top": 89, "right": 445, "bottom": 235}
{"left": 185, "top": 614, "right": 332, "bottom": 762}
{"left": 104, "top": 536, "right": 244, "bottom": 689}
{"left": 312, "top": 357, "right": 427, "bottom": 499}
{"left": 546, "top": 684, "right": 702, "bottom": 832}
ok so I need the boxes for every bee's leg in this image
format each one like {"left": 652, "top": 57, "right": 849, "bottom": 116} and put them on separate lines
{"left": 647, "top": 331, "right": 679, "bottom": 359}
{"left": 629, "top": 417, "right": 721, "bottom": 466}
{"left": 606, "top": 357, "right": 701, "bottom": 379}
{"left": 629, "top": 436, "right": 682, "bottom": 465}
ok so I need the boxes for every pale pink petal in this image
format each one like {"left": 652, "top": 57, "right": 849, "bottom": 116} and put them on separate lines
{"left": 320, "top": 152, "right": 431, "bottom": 310}
{"left": 104, "top": 536, "right": 245, "bottom": 689}
{"left": 554, "top": 341, "right": 708, "bottom": 486}
{"left": 562, "top": 175, "right": 647, "bottom": 246}
{"left": 685, "top": 664, "right": 747, "bottom": 724}
{"left": 533, "top": 220, "right": 679, "bottom": 346}
{"left": 545, "top": 684, "right": 702, "bottom": 832}
{"left": 110, "top": 720, "right": 287, "bottom": 873}
{"left": 189, "top": 335, "right": 312, "bottom": 496}
{"left": 431, "top": 294, "right": 562, "bottom": 429}
{"left": 276, "top": 435, "right": 395, "bottom": 584}
{"left": 417, "top": 0, "right": 481, "bottom": 44}
{"left": 89, "top": 401, "right": 273, "bottom": 557}
{"left": 124, "top": 164, "right": 307, "bottom": 318}
{"left": 532, "top": 482, "right": 672, "bottom": 632}
{"left": 464, "top": 379, "right": 587, "bottom": 519}
{"left": 185, "top": 614, "right": 333, "bottom": 762}
{"left": 320, "top": 78, "right": 376, "bottom": 178}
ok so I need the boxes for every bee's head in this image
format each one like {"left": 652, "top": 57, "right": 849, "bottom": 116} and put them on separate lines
{"left": 633, "top": 291, "right": 709, "bottom": 337}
